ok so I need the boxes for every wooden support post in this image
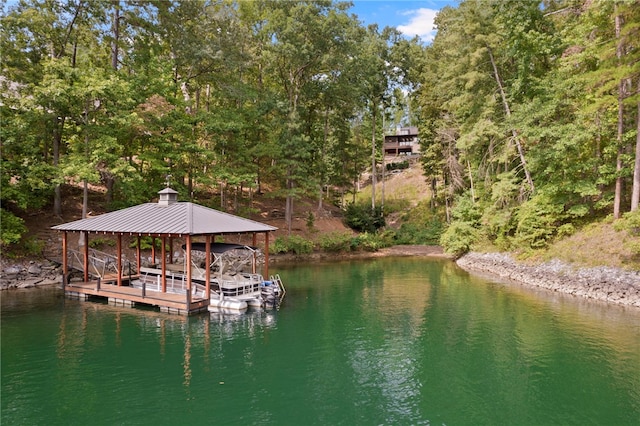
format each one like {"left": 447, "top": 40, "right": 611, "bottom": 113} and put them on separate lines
{"left": 83, "top": 232, "right": 89, "bottom": 283}
{"left": 117, "top": 234, "right": 123, "bottom": 286}
{"left": 252, "top": 232, "right": 257, "bottom": 274}
{"left": 151, "top": 238, "right": 156, "bottom": 265}
{"left": 205, "top": 235, "right": 211, "bottom": 301}
{"left": 136, "top": 236, "right": 141, "bottom": 274}
{"left": 62, "top": 232, "right": 68, "bottom": 289}
{"left": 161, "top": 236, "right": 167, "bottom": 292}
{"left": 264, "top": 232, "right": 270, "bottom": 278}
{"left": 186, "top": 234, "right": 192, "bottom": 311}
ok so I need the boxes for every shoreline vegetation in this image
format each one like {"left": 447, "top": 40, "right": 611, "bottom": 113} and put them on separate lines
{"left": 2, "top": 246, "right": 638, "bottom": 309}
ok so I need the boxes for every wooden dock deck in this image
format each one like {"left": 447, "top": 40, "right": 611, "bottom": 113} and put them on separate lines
{"left": 65, "top": 280, "right": 209, "bottom": 315}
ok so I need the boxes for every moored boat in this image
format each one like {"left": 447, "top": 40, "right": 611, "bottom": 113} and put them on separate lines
{"left": 132, "top": 242, "right": 285, "bottom": 312}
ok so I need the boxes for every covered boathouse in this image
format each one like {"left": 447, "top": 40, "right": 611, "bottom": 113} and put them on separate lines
{"left": 51, "top": 187, "right": 277, "bottom": 314}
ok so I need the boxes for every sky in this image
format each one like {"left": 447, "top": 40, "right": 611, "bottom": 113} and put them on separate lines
{"left": 349, "top": 1, "right": 459, "bottom": 43}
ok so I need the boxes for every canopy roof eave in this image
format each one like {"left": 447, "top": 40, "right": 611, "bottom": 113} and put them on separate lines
{"left": 52, "top": 202, "right": 277, "bottom": 236}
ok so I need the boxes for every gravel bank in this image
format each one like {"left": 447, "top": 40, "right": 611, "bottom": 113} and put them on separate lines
{"left": 457, "top": 252, "right": 640, "bottom": 308}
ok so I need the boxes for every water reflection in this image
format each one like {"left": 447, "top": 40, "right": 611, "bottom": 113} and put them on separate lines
{"left": 43, "top": 298, "right": 281, "bottom": 395}
{"left": 2, "top": 259, "right": 640, "bottom": 425}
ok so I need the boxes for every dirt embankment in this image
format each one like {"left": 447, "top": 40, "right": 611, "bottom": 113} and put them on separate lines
{"left": 457, "top": 252, "right": 640, "bottom": 308}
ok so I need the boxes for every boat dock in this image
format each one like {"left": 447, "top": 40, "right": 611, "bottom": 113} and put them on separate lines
{"left": 65, "top": 278, "right": 209, "bottom": 315}
{"left": 52, "top": 187, "right": 279, "bottom": 316}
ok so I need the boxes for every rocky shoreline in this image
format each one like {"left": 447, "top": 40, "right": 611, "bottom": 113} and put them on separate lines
{"left": 457, "top": 252, "right": 640, "bottom": 308}
{"left": 0, "top": 259, "right": 63, "bottom": 290}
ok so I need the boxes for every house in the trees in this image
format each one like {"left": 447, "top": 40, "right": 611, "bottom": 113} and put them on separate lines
{"left": 383, "top": 126, "right": 420, "bottom": 156}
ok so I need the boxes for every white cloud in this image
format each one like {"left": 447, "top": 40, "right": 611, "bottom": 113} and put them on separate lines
{"left": 397, "top": 8, "right": 439, "bottom": 42}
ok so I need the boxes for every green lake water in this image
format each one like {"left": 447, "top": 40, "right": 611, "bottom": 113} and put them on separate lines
{"left": 2, "top": 257, "right": 640, "bottom": 425}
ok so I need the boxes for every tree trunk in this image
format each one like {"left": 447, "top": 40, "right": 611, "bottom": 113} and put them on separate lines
{"left": 111, "top": 1, "right": 120, "bottom": 71}
{"left": 487, "top": 45, "right": 534, "bottom": 194}
{"left": 53, "top": 116, "right": 65, "bottom": 216}
{"left": 613, "top": 8, "right": 624, "bottom": 219}
{"left": 631, "top": 79, "right": 640, "bottom": 211}
{"left": 285, "top": 172, "right": 293, "bottom": 235}
{"left": 371, "top": 103, "right": 377, "bottom": 211}
{"left": 318, "top": 107, "right": 330, "bottom": 213}
{"left": 467, "top": 159, "right": 475, "bottom": 203}
{"left": 381, "top": 117, "right": 385, "bottom": 214}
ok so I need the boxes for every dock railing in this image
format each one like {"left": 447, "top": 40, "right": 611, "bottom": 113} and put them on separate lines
{"left": 67, "top": 248, "right": 137, "bottom": 279}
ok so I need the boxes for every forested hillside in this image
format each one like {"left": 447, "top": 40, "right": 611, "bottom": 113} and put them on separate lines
{"left": 417, "top": 0, "right": 640, "bottom": 258}
{"left": 1, "top": 0, "right": 639, "bottom": 264}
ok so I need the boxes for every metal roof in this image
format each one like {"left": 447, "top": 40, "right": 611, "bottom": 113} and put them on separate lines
{"left": 51, "top": 202, "right": 277, "bottom": 235}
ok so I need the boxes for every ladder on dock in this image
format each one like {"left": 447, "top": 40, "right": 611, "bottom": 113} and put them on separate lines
{"left": 269, "top": 274, "right": 286, "bottom": 305}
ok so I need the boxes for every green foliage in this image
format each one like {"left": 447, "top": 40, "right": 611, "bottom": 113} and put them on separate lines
{"left": 2, "top": 0, "right": 639, "bottom": 266}
{"left": 0, "top": 210, "right": 27, "bottom": 246}
{"left": 451, "top": 196, "right": 482, "bottom": 227}
{"left": 356, "top": 231, "right": 395, "bottom": 252}
{"left": 386, "top": 161, "right": 409, "bottom": 172}
{"left": 392, "top": 200, "right": 446, "bottom": 245}
{"left": 394, "top": 221, "right": 443, "bottom": 245}
{"left": 614, "top": 211, "right": 640, "bottom": 257}
{"left": 306, "top": 212, "right": 315, "bottom": 231}
{"left": 482, "top": 207, "right": 515, "bottom": 249}
{"left": 439, "top": 194, "right": 483, "bottom": 256}
{"left": 89, "top": 238, "right": 116, "bottom": 249}
{"left": 318, "top": 232, "right": 358, "bottom": 253}
{"left": 19, "top": 237, "right": 45, "bottom": 258}
{"left": 344, "top": 203, "right": 385, "bottom": 233}
{"left": 513, "top": 194, "right": 565, "bottom": 249}
{"left": 271, "top": 235, "right": 314, "bottom": 255}
{"left": 440, "top": 222, "right": 479, "bottom": 258}
{"left": 614, "top": 211, "right": 640, "bottom": 235}
{"left": 129, "top": 236, "right": 166, "bottom": 251}
{"left": 382, "top": 198, "right": 411, "bottom": 215}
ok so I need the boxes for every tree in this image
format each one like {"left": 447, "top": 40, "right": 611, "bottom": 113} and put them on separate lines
{"left": 260, "top": 0, "right": 356, "bottom": 233}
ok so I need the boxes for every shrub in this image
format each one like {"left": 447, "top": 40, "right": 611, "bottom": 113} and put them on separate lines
{"left": 386, "top": 160, "right": 409, "bottom": 172}
{"left": 614, "top": 210, "right": 640, "bottom": 235}
{"left": 614, "top": 211, "right": 640, "bottom": 257}
{"left": 482, "top": 207, "right": 515, "bottom": 245}
{"left": 439, "top": 194, "right": 482, "bottom": 256}
{"left": 440, "top": 221, "right": 479, "bottom": 257}
{"left": 89, "top": 237, "right": 116, "bottom": 249}
{"left": 129, "top": 236, "right": 167, "bottom": 250}
{"left": 271, "top": 235, "right": 314, "bottom": 255}
{"left": 394, "top": 220, "right": 443, "bottom": 245}
{"left": 318, "top": 232, "right": 357, "bottom": 253}
{"left": 513, "top": 194, "right": 564, "bottom": 249}
{"left": 356, "top": 231, "right": 394, "bottom": 252}
{"left": 451, "top": 196, "right": 482, "bottom": 227}
{"left": 0, "top": 209, "right": 27, "bottom": 247}
{"left": 306, "top": 212, "right": 315, "bottom": 231}
{"left": 344, "top": 203, "right": 385, "bottom": 233}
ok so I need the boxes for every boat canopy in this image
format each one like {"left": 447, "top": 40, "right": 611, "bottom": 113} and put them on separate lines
{"left": 183, "top": 242, "right": 257, "bottom": 254}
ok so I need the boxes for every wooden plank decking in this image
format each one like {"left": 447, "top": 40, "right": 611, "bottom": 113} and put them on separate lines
{"left": 64, "top": 280, "right": 209, "bottom": 315}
